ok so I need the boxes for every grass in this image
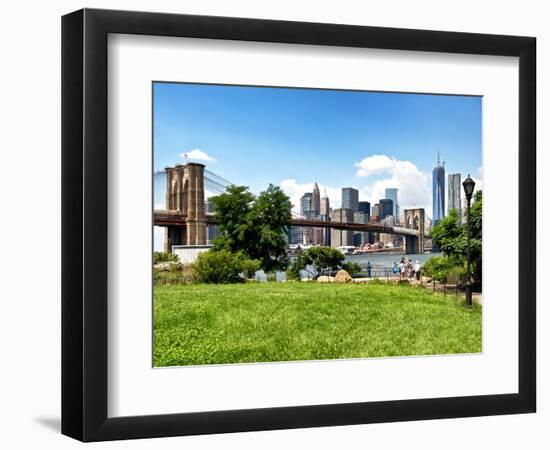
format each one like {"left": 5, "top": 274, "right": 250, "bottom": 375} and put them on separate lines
{"left": 153, "top": 282, "right": 482, "bottom": 367}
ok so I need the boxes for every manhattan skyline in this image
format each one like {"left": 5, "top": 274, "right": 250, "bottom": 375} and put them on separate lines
{"left": 154, "top": 82, "right": 482, "bottom": 217}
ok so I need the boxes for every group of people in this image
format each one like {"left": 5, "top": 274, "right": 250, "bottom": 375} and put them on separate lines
{"left": 392, "top": 258, "right": 421, "bottom": 280}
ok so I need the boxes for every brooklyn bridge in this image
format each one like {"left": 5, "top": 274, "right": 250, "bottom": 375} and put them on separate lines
{"left": 154, "top": 163, "right": 427, "bottom": 254}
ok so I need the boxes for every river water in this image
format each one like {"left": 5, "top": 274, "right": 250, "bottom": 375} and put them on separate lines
{"left": 345, "top": 252, "right": 440, "bottom": 269}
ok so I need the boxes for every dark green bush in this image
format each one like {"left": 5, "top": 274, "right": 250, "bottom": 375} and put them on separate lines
{"left": 193, "top": 250, "right": 260, "bottom": 284}
{"left": 422, "top": 255, "right": 464, "bottom": 283}
{"left": 342, "top": 261, "right": 362, "bottom": 275}
{"left": 285, "top": 268, "right": 300, "bottom": 281}
{"left": 240, "top": 258, "right": 261, "bottom": 279}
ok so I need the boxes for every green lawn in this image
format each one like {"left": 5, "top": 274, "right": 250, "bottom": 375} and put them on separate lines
{"left": 154, "top": 282, "right": 482, "bottom": 367}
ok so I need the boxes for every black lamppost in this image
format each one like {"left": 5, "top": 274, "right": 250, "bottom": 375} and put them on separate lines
{"left": 462, "top": 174, "right": 476, "bottom": 308}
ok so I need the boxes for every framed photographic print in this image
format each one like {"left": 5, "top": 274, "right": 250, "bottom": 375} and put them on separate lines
{"left": 62, "top": 8, "right": 536, "bottom": 442}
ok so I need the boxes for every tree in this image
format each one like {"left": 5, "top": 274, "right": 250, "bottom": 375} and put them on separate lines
{"left": 249, "top": 184, "right": 292, "bottom": 271}
{"left": 468, "top": 190, "right": 483, "bottom": 286}
{"left": 210, "top": 185, "right": 255, "bottom": 253}
{"left": 429, "top": 208, "right": 465, "bottom": 259}
{"left": 430, "top": 190, "right": 482, "bottom": 287}
{"left": 210, "top": 184, "right": 292, "bottom": 272}
{"left": 289, "top": 246, "right": 345, "bottom": 280}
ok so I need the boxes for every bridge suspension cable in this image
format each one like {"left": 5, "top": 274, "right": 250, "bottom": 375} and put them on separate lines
{"left": 204, "top": 169, "right": 233, "bottom": 188}
{"left": 154, "top": 168, "right": 235, "bottom": 197}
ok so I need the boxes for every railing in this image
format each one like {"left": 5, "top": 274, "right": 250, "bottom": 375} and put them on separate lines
{"left": 325, "top": 267, "right": 402, "bottom": 279}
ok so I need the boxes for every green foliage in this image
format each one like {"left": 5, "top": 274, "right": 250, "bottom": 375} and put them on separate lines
{"left": 154, "top": 282, "right": 482, "bottom": 366}
{"left": 290, "top": 246, "right": 345, "bottom": 280}
{"left": 192, "top": 250, "right": 261, "bottom": 284}
{"left": 342, "top": 261, "right": 362, "bottom": 275}
{"left": 154, "top": 251, "right": 180, "bottom": 264}
{"left": 430, "top": 209, "right": 465, "bottom": 256}
{"left": 211, "top": 184, "right": 291, "bottom": 272}
{"left": 430, "top": 190, "right": 482, "bottom": 287}
{"left": 154, "top": 265, "right": 197, "bottom": 286}
{"left": 285, "top": 268, "right": 301, "bottom": 281}
{"left": 423, "top": 255, "right": 465, "bottom": 283}
{"left": 240, "top": 258, "right": 261, "bottom": 279}
{"left": 153, "top": 252, "right": 182, "bottom": 273}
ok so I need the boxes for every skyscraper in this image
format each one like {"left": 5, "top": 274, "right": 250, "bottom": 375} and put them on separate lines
{"left": 357, "top": 201, "right": 370, "bottom": 217}
{"left": 432, "top": 152, "right": 445, "bottom": 224}
{"left": 320, "top": 194, "right": 330, "bottom": 216}
{"left": 330, "top": 208, "right": 354, "bottom": 247}
{"left": 341, "top": 187, "right": 359, "bottom": 212}
{"left": 384, "top": 188, "right": 399, "bottom": 223}
{"left": 353, "top": 211, "right": 370, "bottom": 247}
{"left": 205, "top": 200, "right": 218, "bottom": 245}
{"left": 372, "top": 203, "right": 380, "bottom": 220}
{"left": 448, "top": 173, "right": 462, "bottom": 223}
{"left": 288, "top": 225, "right": 303, "bottom": 245}
{"left": 379, "top": 198, "right": 393, "bottom": 219}
{"left": 320, "top": 192, "right": 331, "bottom": 246}
{"left": 300, "top": 192, "right": 313, "bottom": 215}
{"left": 311, "top": 182, "right": 321, "bottom": 215}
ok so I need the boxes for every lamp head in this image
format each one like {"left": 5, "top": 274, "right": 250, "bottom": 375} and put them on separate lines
{"left": 462, "top": 174, "right": 476, "bottom": 200}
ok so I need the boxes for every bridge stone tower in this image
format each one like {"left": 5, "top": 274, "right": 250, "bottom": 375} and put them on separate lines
{"left": 403, "top": 208, "right": 425, "bottom": 254}
{"left": 163, "top": 163, "right": 207, "bottom": 252}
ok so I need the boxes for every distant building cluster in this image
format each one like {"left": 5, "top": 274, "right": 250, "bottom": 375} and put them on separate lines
{"left": 205, "top": 150, "right": 473, "bottom": 252}
{"left": 288, "top": 183, "right": 402, "bottom": 251}
{"left": 432, "top": 151, "right": 465, "bottom": 226}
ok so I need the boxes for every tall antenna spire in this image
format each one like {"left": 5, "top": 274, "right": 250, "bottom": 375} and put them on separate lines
{"left": 437, "top": 148, "right": 440, "bottom": 165}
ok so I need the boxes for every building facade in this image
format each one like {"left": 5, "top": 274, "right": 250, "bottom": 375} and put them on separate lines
{"left": 342, "top": 187, "right": 359, "bottom": 212}
{"left": 330, "top": 208, "right": 354, "bottom": 247}
{"left": 320, "top": 195, "right": 330, "bottom": 216}
{"left": 432, "top": 154, "right": 446, "bottom": 224}
{"left": 353, "top": 211, "right": 370, "bottom": 247}
{"left": 357, "top": 201, "right": 370, "bottom": 216}
{"left": 448, "top": 173, "right": 462, "bottom": 223}
{"left": 311, "top": 182, "right": 321, "bottom": 215}
{"left": 384, "top": 188, "right": 399, "bottom": 223}
{"left": 205, "top": 200, "right": 218, "bottom": 245}
{"left": 288, "top": 226, "right": 304, "bottom": 245}
{"left": 300, "top": 192, "right": 313, "bottom": 215}
{"left": 371, "top": 203, "right": 380, "bottom": 221}
{"left": 379, "top": 198, "right": 394, "bottom": 220}
{"left": 320, "top": 193, "right": 331, "bottom": 246}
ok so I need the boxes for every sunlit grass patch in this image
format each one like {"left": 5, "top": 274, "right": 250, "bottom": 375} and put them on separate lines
{"left": 153, "top": 282, "right": 481, "bottom": 367}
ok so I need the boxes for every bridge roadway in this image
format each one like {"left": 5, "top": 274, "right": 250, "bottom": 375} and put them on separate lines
{"left": 153, "top": 210, "right": 425, "bottom": 237}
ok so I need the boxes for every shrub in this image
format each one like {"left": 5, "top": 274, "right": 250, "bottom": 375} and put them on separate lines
{"left": 342, "top": 261, "right": 362, "bottom": 275}
{"left": 423, "top": 255, "right": 464, "bottom": 283}
{"left": 167, "top": 261, "right": 182, "bottom": 272}
{"left": 285, "top": 268, "right": 300, "bottom": 281}
{"left": 154, "top": 251, "right": 180, "bottom": 264}
{"left": 193, "top": 250, "right": 261, "bottom": 284}
{"left": 240, "top": 257, "right": 261, "bottom": 279}
{"left": 290, "top": 246, "right": 345, "bottom": 280}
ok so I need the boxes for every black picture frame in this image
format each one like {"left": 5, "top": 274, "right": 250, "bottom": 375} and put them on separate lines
{"left": 62, "top": 8, "right": 536, "bottom": 442}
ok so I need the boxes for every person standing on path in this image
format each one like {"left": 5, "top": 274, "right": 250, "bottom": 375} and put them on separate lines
{"left": 413, "top": 260, "right": 421, "bottom": 280}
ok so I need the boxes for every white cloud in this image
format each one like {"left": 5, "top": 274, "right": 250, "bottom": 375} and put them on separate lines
{"left": 280, "top": 179, "right": 342, "bottom": 212}
{"left": 180, "top": 148, "right": 217, "bottom": 162}
{"left": 355, "top": 154, "right": 396, "bottom": 177}
{"left": 355, "top": 154, "right": 431, "bottom": 217}
{"left": 473, "top": 166, "right": 483, "bottom": 193}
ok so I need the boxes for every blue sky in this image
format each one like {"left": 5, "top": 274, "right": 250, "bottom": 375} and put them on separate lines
{"left": 153, "top": 82, "right": 482, "bottom": 218}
